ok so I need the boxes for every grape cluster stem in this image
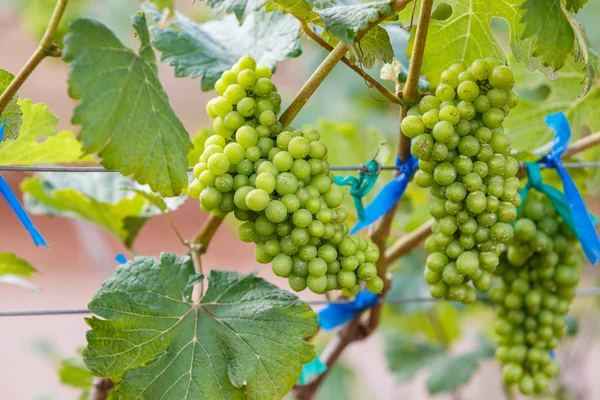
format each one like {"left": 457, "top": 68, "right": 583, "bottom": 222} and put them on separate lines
{"left": 0, "top": 0, "right": 68, "bottom": 115}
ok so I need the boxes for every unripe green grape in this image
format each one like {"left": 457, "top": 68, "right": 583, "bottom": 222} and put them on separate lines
{"left": 214, "top": 174, "right": 233, "bottom": 192}
{"left": 458, "top": 136, "right": 480, "bottom": 157}
{"left": 489, "top": 65, "right": 515, "bottom": 91}
{"left": 419, "top": 95, "right": 442, "bottom": 112}
{"left": 290, "top": 159, "right": 311, "bottom": 180}
{"left": 288, "top": 274, "right": 307, "bottom": 292}
{"left": 253, "top": 78, "right": 273, "bottom": 96}
{"left": 435, "top": 83, "right": 456, "bottom": 102}
{"left": 213, "top": 117, "right": 234, "bottom": 138}
{"left": 224, "top": 84, "right": 246, "bottom": 104}
{"left": 439, "top": 105, "right": 461, "bottom": 125}
{"left": 457, "top": 80, "right": 480, "bottom": 101}
{"left": 411, "top": 134, "right": 434, "bottom": 159}
{"left": 366, "top": 276, "right": 384, "bottom": 293}
{"left": 188, "top": 179, "right": 204, "bottom": 199}
{"left": 433, "top": 162, "right": 457, "bottom": 185}
{"left": 432, "top": 142, "right": 448, "bottom": 161}
{"left": 401, "top": 115, "right": 425, "bottom": 138}
{"left": 200, "top": 187, "right": 222, "bottom": 210}
{"left": 414, "top": 170, "right": 434, "bottom": 187}
{"left": 308, "top": 141, "right": 327, "bottom": 159}
{"left": 263, "top": 200, "right": 286, "bottom": 223}
{"left": 307, "top": 275, "right": 328, "bottom": 294}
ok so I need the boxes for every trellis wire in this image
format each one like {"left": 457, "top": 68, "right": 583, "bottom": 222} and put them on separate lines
{"left": 2, "top": 287, "right": 600, "bottom": 317}
{"left": 0, "top": 162, "right": 599, "bottom": 174}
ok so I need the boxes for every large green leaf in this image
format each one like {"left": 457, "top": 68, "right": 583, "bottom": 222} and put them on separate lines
{"left": 84, "top": 254, "right": 318, "bottom": 400}
{"left": 59, "top": 356, "right": 93, "bottom": 390}
{"left": 264, "top": 0, "right": 321, "bottom": 22}
{"left": 0, "top": 99, "right": 92, "bottom": 165}
{"left": 21, "top": 173, "right": 185, "bottom": 247}
{"left": 505, "top": 58, "right": 600, "bottom": 152}
{"left": 63, "top": 13, "right": 192, "bottom": 197}
{"left": 0, "top": 251, "right": 37, "bottom": 290}
{"left": 145, "top": 4, "right": 302, "bottom": 91}
{"left": 318, "top": 1, "right": 392, "bottom": 45}
{"left": 355, "top": 26, "right": 394, "bottom": 69}
{"left": 0, "top": 69, "right": 23, "bottom": 141}
{"left": 384, "top": 333, "right": 444, "bottom": 380}
{"left": 566, "top": 0, "right": 588, "bottom": 12}
{"left": 522, "top": 0, "right": 575, "bottom": 71}
{"left": 401, "top": 0, "right": 594, "bottom": 91}
{"left": 425, "top": 338, "right": 495, "bottom": 394}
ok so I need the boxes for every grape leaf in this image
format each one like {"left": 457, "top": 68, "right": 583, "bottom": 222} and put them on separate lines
{"left": 566, "top": 0, "right": 588, "bottom": 12}
{"left": 204, "top": 0, "right": 266, "bottom": 22}
{"left": 21, "top": 173, "right": 185, "bottom": 247}
{"left": 264, "top": 0, "right": 321, "bottom": 21}
{"left": 63, "top": 13, "right": 192, "bottom": 197}
{"left": 505, "top": 58, "right": 600, "bottom": 152}
{"left": 59, "top": 356, "right": 93, "bottom": 390}
{"left": 0, "top": 99, "right": 92, "bottom": 165}
{"left": 357, "top": 26, "right": 394, "bottom": 69}
{"left": 318, "top": 0, "right": 392, "bottom": 45}
{"left": 0, "top": 69, "right": 23, "bottom": 141}
{"left": 521, "top": 0, "right": 592, "bottom": 74}
{"left": 0, "top": 251, "right": 38, "bottom": 290}
{"left": 425, "top": 339, "right": 494, "bottom": 394}
{"left": 384, "top": 333, "right": 444, "bottom": 380}
{"left": 401, "top": 0, "right": 594, "bottom": 92}
{"left": 84, "top": 254, "right": 318, "bottom": 400}
{"left": 145, "top": 4, "right": 302, "bottom": 91}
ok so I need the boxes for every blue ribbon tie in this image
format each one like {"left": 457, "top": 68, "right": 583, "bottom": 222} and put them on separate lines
{"left": 318, "top": 290, "right": 379, "bottom": 331}
{"left": 0, "top": 174, "right": 48, "bottom": 247}
{"left": 542, "top": 112, "right": 600, "bottom": 264}
{"left": 298, "top": 356, "right": 327, "bottom": 385}
{"left": 351, "top": 155, "right": 418, "bottom": 234}
{"left": 0, "top": 118, "right": 5, "bottom": 141}
{"left": 333, "top": 159, "right": 380, "bottom": 222}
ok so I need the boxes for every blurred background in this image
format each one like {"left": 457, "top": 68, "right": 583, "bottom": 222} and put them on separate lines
{"left": 1, "top": 0, "right": 600, "bottom": 399}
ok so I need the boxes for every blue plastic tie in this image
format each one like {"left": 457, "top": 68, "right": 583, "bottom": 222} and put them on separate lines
{"left": 0, "top": 118, "right": 5, "bottom": 141}
{"left": 542, "top": 112, "right": 600, "bottom": 265}
{"left": 298, "top": 356, "right": 327, "bottom": 385}
{"left": 115, "top": 253, "right": 127, "bottom": 264}
{"left": 550, "top": 350, "right": 556, "bottom": 360}
{"left": 0, "top": 174, "right": 48, "bottom": 247}
{"left": 318, "top": 290, "right": 379, "bottom": 331}
{"left": 351, "top": 155, "right": 418, "bottom": 234}
{"left": 333, "top": 159, "right": 380, "bottom": 221}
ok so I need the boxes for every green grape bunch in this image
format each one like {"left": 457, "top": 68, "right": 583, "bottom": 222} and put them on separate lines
{"left": 402, "top": 58, "right": 522, "bottom": 304}
{"left": 490, "top": 194, "right": 582, "bottom": 395}
{"left": 188, "top": 56, "right": 383, "bottom": 296}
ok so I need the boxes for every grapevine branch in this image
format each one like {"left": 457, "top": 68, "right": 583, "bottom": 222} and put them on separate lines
{"left": 0, "top": 0, "right": 68, "bottom": 115}
{"left": 279, "top": 0, "right": 414, "bottom": 127}
{"left": 300, "top": 23, "right": 402, "bottom": 104}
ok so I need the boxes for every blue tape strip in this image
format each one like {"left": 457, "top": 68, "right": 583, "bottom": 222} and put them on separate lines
{"left": 351, "top": 155, "right": 418, "bottom": 234}
{"left": 542, "top": 112, "right": 600, "bottom": 265}
{"left": 318, "top": 290, "right": 379, "bottom": 331}
{"left": 298, "top": 356, "right": 327, "bottom": 385}
{"left": 115, "top": 253, "right": 127, "bottom": 264}
{"left": 0, "top": 174, "right": 48, "bottom": 247}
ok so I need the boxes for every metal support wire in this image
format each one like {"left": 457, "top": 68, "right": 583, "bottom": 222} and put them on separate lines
{"left": 0, "top": 162, "right": 599, "bottom": 174}
{"left": 2, "top": 287, "right": 600, "bottom": 317}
